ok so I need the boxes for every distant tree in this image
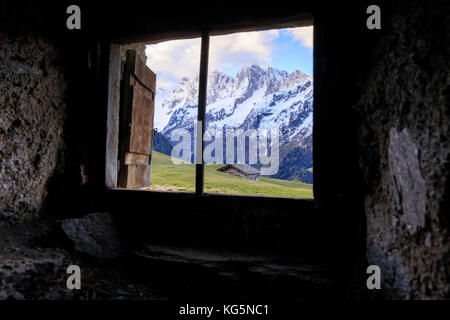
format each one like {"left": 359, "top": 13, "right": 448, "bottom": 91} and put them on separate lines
{"left": 152, "top": 131, "right": 173, "bottom": 156}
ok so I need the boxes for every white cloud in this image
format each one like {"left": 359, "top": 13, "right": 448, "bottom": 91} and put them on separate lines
{"left": 209, "top": 29, "right": 278, "bottom": 73}
{"left": 146, "top": 38, "right": 201, "bottom": 91}
{"left": 145, "top": 29, "right": 279, "bottom": 91}
{"left": 286, "top": 26, "right": 313, "bottom": 48}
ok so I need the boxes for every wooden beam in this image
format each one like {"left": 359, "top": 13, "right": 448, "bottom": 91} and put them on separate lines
{"left": 110, "top": 12, "right": 313, "bottom": 44}
{"left": 105, "top": 44, "right": 121, "bottom": 189}
{"left": 195, "top": 30, "right": 209, "bottom": 197}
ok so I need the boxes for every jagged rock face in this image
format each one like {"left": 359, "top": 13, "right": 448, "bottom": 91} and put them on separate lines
{"left": 154, "top": 65, "right": 313, "bottom": 181}
{"left": 0, "top": 35, "right": 67, "bottom": 220}
{"left": 157, "top": 65, "right": 313, "bottom": 141}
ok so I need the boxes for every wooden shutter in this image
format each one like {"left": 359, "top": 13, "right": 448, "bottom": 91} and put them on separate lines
{"left": 118, "top": 50, "right": 156, "bottom": 189}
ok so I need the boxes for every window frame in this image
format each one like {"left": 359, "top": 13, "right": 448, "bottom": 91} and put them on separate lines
{"left": 105, "top": 17, "right": 315, "bottom": 201}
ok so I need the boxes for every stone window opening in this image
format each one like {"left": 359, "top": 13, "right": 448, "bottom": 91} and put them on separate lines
{"left": 105, "top": 18, "right": 315, "bottom": 201}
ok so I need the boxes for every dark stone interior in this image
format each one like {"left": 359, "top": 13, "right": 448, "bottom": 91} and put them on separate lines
{"left": 0, "top": 0, "right": 448, "bottom": 300}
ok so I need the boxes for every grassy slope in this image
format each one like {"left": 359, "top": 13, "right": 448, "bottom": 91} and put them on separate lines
{"left": 146, "top": 151, "right": 313, "bottom": 198}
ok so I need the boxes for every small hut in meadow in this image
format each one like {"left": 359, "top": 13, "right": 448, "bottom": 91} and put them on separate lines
{"left": 217, "top": 164, "right": 260, "bottom": 181}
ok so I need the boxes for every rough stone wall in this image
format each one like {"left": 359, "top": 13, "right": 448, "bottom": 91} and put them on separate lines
{"left": 356, "top": 1, "right": 450, "bottom": 298}
{"left": 0, "top": 35, "right": 67, "bottom": 221}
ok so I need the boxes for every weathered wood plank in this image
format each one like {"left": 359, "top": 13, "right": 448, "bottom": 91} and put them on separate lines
{"left": 117, "top": 49, "right": 155, "bottom": 189}
{"left": 106, "top": 44, "right": 122, "bottom": 188}
{"left": 133, "top": 55, "right": 156, "bottom": 91}
{"left": 129, "top": 81, "right": 154, "bottom": 155}
{"left": 124, "top": 152, "right": 149, "bottom": 166}
{"left": 119, "top": 164, "right": 151, "bottom": 189}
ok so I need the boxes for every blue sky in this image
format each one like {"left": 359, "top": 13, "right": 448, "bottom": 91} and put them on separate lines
{"left": 270, "top": 29, "right": 313, "bottom": 75}
{"left": 219, "top": 29, "right": 313, "bottom": 77}
{"left": 146, "top": 26, "right": 313, "bottom": 91}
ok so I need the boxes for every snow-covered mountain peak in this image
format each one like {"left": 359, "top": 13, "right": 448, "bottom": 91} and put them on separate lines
{"left": 154, "top": 65, "right": 313, "bottom": 140}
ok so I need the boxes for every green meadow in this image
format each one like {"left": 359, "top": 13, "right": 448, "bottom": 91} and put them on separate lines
{"left": 144, "top": 151, "right": 313, "bottom": 199}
